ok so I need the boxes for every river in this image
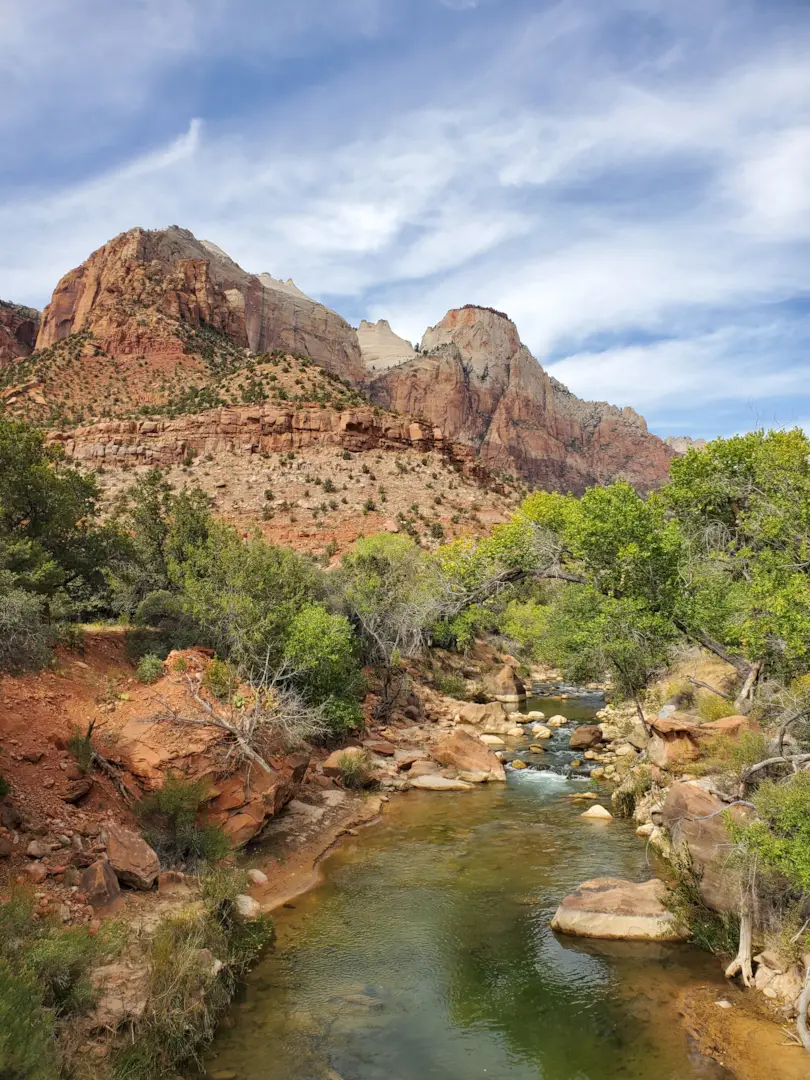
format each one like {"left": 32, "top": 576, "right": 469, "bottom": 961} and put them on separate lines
{"left": 203, "top": 695, "right": 731, "bottom": 1080}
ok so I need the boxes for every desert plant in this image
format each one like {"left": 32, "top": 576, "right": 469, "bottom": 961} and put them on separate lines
{"left": 67, "top": 723, "right": 95, "bottom": 776}
{"left": 136, "top": 653, "right": 164, "bottom": 684}
{"left": 434, "top": 671, "right": 468, "bottom": 699}
{"left": 696, "top": 693, "right": 737, "bottom": 722}
{"left": 135, "top": 774, "right": 230, "bottom": 869}
{"left": 337, "top": 750, "right": 373, "bottom": 789}
{"left": 203, "top": 658, "right": 237, "bottom": 700}
{"left": 663, "top": 850, "right": 739, "bottom": 957}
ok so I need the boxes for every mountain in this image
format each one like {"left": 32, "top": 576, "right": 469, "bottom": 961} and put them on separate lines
{"left": 3, "top": 226, "right": 678, "bottom": 494}
{"left": 368, "top": 305, "right": 674, "bottom": 493}
{"left": 0, "top": 300, "right": 39, "bottom": 366}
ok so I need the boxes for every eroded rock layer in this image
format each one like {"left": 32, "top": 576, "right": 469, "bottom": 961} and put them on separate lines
{"left": 0, "top": 299, "right": 39, "bottom": 365}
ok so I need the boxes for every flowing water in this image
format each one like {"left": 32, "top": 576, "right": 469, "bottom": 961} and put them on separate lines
{"left": 203, "top": 695, "right": 731, "bottom": 1080}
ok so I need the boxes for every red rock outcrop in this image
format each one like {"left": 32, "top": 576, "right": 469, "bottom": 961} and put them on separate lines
{"left": 36, "top": 226, "right": 364, "bottom": 383}
{"left": 0, "top": 299, "right": 39, "bottom": 366}
{"left": 370, "top": 306, "right": 675, "bottom": 493}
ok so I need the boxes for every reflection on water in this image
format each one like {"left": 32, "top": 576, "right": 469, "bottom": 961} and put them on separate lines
{"left": 203, "top": 702, "right": 731, "bottom": 1080}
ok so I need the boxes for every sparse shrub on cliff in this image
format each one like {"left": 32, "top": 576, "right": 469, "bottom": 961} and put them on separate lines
{"left": 663, "top": 851, "right": 739, "bottom": 958}
{"left": 434, "top": 671, "right": 468, "bottom": 699}
{"left": 135, "top": 774, "right": 230, "bottom": 870}
{"left": 203, "top": 658, "right": 237, "bottom": 700}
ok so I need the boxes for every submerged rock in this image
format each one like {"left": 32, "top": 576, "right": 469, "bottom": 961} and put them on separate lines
{"left": 551, "top": 877, "right": 687, "bottom": 941}
{"left": 408, "top": 775, "right": 473, "bottom": 791}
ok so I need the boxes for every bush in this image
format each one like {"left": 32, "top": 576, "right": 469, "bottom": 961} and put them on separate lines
{"left": 112, "top": 872, "right": 272, "bottom": 1080}
{"left": 732, "top": 772, "right": 810, "bottom": 893}
{"left": 283, "top": 603, "right": 361, "bottom": 710}
{"left": 321, "top": 697, "right": 362, "bottom": 739}
{"left": 0, "top": 588, "right": 53, "bottom": 673}
{"left": 696, "top": 693, "right": 737, "bottom": 722}
{"left": 67, "top": 724, "right": 94, "bottom": 775}
{"left": 135, "top": 774, "right": 230, "bottom": 870}
{"left": 434, "top": 671, "right": 468, "bottom": 699}
{"left": 337, "top": 750, "right": 373, "bottom": 789}
{"left": 202, "top": 658, "right": 237, "bottom": 700}
{"left": 663, "top": 851, "right": 739, "bottom": 956}
{"left": 693, "top": 730, "right": 769, "bottom": 779}
{"left": 0, "top": 775, "right": 9, "bottom": 798}
{"left": 136, "top": 653, "right": 164, "bottom": 684}
{"left": 611, "top": 764, "right": 652, "bottom": 818}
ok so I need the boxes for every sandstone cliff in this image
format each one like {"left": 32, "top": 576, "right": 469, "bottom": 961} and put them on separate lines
{"left": 370, "top": 305, "right": 674, "bottom": 493}
{"left": 357, "top": 318, "right": 416, "bottom": 373}
{"left": 0, "top": 299, "right": 39, "bottom": 366}
{"left": 36, "top": 226, "right": 363, "bottom": 384}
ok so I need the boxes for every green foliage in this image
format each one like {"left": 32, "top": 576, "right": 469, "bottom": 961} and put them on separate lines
{"left": 202, "top": 658, "right": 237, "bottom": 700}
{"left": 282, "top": 603, "right": 361, "bottom": 710}
{"left": 337, "top": 750, "right": 373, "bottom": 789}
{"left": 501, "top": 599, "right": 548, "bottom": 659}
{"left": 67, "top": 724, "right": 95, "bottom": 775}
{"left": 135, "top": 774, "right": 230, "bottom": 870}
{"left": 0, "top": 888, "right": 122, "bottom": 1079}
{"left": 695, "top": 693, "right": 737, "bottom": 722}
{"left": 611, "top": 764, "right": 652, "bottom": 818}
{"left": 0, "top": 588, "right": 53, "bottom": 672}
{"left": 663, "top": 852, "right": 739, "bottom": 957}
{"left": 136, "top": 652, "right": 164, "bottom": 684}
{"left": 693, "top": 730, "right": 769, "bottom": 779}
{"left": 732, "top": 772, "right": 810, "bottom": 893}
{"left": 0, "top": 775, "right": 9, "bottom": 798}
{"left": 434, "top": 671, "right": 468, "bottom": 699}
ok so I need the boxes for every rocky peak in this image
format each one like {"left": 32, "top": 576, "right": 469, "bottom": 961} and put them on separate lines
{"left": 0, "top": 299, "right": 40, "bottom": 366}
{"left": 35, "top": 226, "right": 364, "bottom": 384}
{"left": 370, "top": 304, "right": 674, "bottom": 493}
{"left": 357, "top": 318, "right": 416, "bottom": 373}
{"left": 665, "top": 435, "right": 707, "bottom": 454}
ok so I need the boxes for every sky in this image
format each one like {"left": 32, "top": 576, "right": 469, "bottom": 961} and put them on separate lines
{"left": 2, "top": 0, "right": 810, "bottom": 439}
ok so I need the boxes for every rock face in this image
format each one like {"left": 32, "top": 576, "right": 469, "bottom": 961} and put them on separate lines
{"left": 0, "top": 299, "right": 39, "bottom": 365}
{"left": 103, "top": 823, "right": 160, "bottom": 890}
{"left": 552, "top": 877, "right": 687, "bottom": 941}
{"left": 570, "top": 725, "right": 603, "bottom": 750}
{"left": 662, "top": 782, "right": 753, "bottom": 912}
{"left": 429, "top": 731, "right": 506, "bottom": 781}
{"left": 483, "top": 664, "right": 526, "bottom": 702}
{"left": 647, "top": 713, "right": 760, "bottom": 771}
{"left": 357, "top": 319, "right": 416, "bottom": 373}
{"left": 370, "top": 305, "right": 674, "bottom": 494}
{"left": 35, "top": 226, "right": 364, "bottom": 383}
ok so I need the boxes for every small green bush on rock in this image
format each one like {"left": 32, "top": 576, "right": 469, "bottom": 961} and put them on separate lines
{"left": 135, "top": 774, "right": 230, "bottom": 869}
{"left": 136, "top": 653, "right": 164, "bottom": 684}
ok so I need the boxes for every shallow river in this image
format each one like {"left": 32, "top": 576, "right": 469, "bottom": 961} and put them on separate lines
{"left": 204, "top": 697, "right": 731, "bottom": 1080}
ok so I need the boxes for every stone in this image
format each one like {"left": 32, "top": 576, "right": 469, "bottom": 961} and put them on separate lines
{"left": 457, "top": 700, "right": 512, "bottom": 733}
{"left": 234, "top": 894, "right": 262, "bottom": 920}
{"left": 663, "top": 782, "right": 752, "bottom": 912}
{"left": 510, "top": 760, "right": 528, "bottom": 770}
{"left": 526, "top": 711, "right": 545, "bottom": 720}
{"left": 570, "top": 726, "right": 602, "bottom": 750}
{"left": 63, "top": 779, "right": 93, "bottom": 803}
{"left": 457, "top": 770, "right": 490, "bottom": 783}
{"left": 408, "top": 760, "right": 441, "bottom": 777}
{"left": 0, "top": 836, "right": 13, "bottom": 857}
{"left": 548, "top": 715, "right": 567, "bottom": 725}
{"left": 429, "top": 730, "right": 506, "bottom": 781}
{"left": 483, "top": 664, "right": 526, "bottom": 702}
{"left": 479, "top": 734, "right": 505, "bottom": 748}
{"left": 529, "top": 745, "right": 546, "bottom": 753}
{"left": 247, "top": 868, "right": 268, "bottom": 886}
{"left": 581, "top": 804, "right": 612, "bottom": 820}
{"left": 89, "top": 962, "right": 150, "bottom": 1029}
{"left": 104, "top": 823, "right": 160, "bottom": 890}
{"left": 24, "top": 861, "right": 48, "bottom": 884}
{"left": 362, "top": 739, "right": 396, "bottom": 756}
{"left": 0, "top": 803, "right": 22, "bottom": 829}
{"left": 530, "top": 724, "right": 552, "bottom": 739}
{"left": 26, "top": 840, "right": 49, "bottom": 859}
{"left": 552, "top": 878, "right": 687, "bottom": 941}
{"left": 21, "top": 750, "right": 44, "bottom": 764}
{"left": 394, "top": 749, "right": 429, "bottom": 770}
{"left": 80, "top": 860, "right": 122, "bottom": 908}
{"left": 506, "top": 726, "right": 526, "bottom": 737}
{"left": 408, "top": 775, "right": 473, "bottom": 791}
{"left": 636, "top": 823, "right": 655, "bottom": 838}
{"left": 158, "top": 871, "right": 193, "bottom": 897}
{"left": 322, "top": 747, "right": 367, "bottom": 778}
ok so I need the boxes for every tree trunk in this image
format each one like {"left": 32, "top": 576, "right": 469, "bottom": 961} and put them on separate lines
{"left": 734, "top": 661, "right": 761, "bottom": 711}
{"left": 724, "top": 903, "right": 754, "bottom": 986}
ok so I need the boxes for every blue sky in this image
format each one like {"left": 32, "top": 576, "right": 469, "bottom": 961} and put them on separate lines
{"left": 2, "top": 0, "right": 810, "bottom": 439}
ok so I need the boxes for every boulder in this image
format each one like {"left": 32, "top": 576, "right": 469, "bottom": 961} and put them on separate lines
{"left": 530, "top": 723, "right": 552, "bottom": 739}
{"left": 158, "top": 870, "right": 193, "bottom": 897}
{"left": 234, "top": 894, "right": 262, "bottom": 921}
{"left": 247, "top": 868, "right": 268, "bottom": 886}
{"left": 581, "top": 804, "right": 613, "bottom": 820}
{"left": 89, "top": 962, "right": 150, "bottom": 1029}
{"left": 24, "top": 861, "right": 48, "bottom": 884}
{"left": 479, "top": 734, "right": 505, "bottom": 748}
{"left": 506, "top": 726, "right": 526, "bottom": 737}
{"left": 510, "top": 760, "right": 528, "bottom": 770}
{"left": 662, "top": 781, "right": 752, "bottom": 912}
{"left": 457, "top": 770, "right": 490, "bottom": 783}
{"left": 526, "top": 711, "right": 545, "bottom": 720}
{"left": 570, "top": 726, "right": 602, "bottom": 750}
{"left": 409, "top": 759, "right": 441, "bottom": 777}
{"left": 394, "top": 749, "right": 429, "bottom": 771}
{"left": 80, "top": 859, "right": 122, "bottom": 908}
{"left": 408, "top": 775, "right": 473, "bottom": 792}
{"left": 457, "top": 701, "right": 512, "bottom": 733}
{"left": 648, "top": 713, "right": 760, "bottom": 770}
{"left": 483, "top": 664, "right": 526, "bottom": 702}
{"left": 362, "top": 739, "right": 396, "bottom": 757}
{"left": 104, "top": 823, "right": 160, "bottom": 890}
{"left": 551, "top": 878, "right": 687, "bottom": 941}
{"left": 548, "top": 714, "right": 568, "bottom": 726}
{"left": 429, "top": 731, "right": 506, "bottom": 781}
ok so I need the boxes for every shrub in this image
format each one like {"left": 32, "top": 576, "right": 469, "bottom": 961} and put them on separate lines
{"left": 435, "top": 671, "right": 468, "bottom": 699}
{"left": 67, "top": 724, "right": 95, "bottom": 775}
{"left": 662, "top": 678, "right": 696, "bottom": 707}
{"left": 321, "top": 697, "right": 362, "bottom": 739}
{"left": 693, "top": 730, "right": 769, "bottom": 779}
{"left": 55, "top": 622, "right": 85, "bottom": 653}
{"left": 172, "top": 654, "right": 188, "bottom": 673}
{"left": 696, "top": 693, "right": 737, "bottom": 722}
{"left": 135, "top": 774, "right": 230, "bottom": 869}
{"left": 663, "top": 851, "right": 739, "bottom": 956}
{"left": 611, "top": 765, "right": 652, "bottom": 818}
{"left": 0, "top": 775, "right": 9, "bottom": 798}
{"left": 136, "top": 653, "right": 164, "bottom": 684}
{"left": 337, "top": 750, "right": 373, "bottom": 789}
{"left": 283, "top": 603, "right": 361, "bottom": 710}
{"left": 732, "top": 772, "right": 810, "bottom": 893}
{"left": 0, "top": 588, "right": 53, "bottom": 673}
{"left": 203, "top": 658, "right": 237, "bottom": 700}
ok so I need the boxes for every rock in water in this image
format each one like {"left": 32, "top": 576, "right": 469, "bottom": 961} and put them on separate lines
{"left": 570, "top": 726, "right": 602, "bottom": 750}
{"left": 551, "top": 877, "right": 687, "bottom": 941}
{"left": 581, "top": 804, "right": 613, "bottom": 820}
{"left": 429, "top": 730, "right": 506, "bottom": 781}
{"left": 408, "top": 775, "right": 473, "bottom": 791}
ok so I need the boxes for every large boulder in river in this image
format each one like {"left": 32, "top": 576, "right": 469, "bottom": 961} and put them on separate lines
{"left": 408, "top": 775, "right": 473, "bottom": 791}
{"left": 570, "top": 725, "right": 602, "bottom": 750}
{"left": 662, "top": 782, "right": 753, "bottom": 912}
{"left": 483, "top": 664, "right": 526, "bottom": 703}
{"left": 103, "top": 823, "right": 160, "bottom": 890}
{"left": 551, "top": 878, "right": 687, "bottom": 941}
{"left": 429, "top": 731, "right": 506, "bottom": 782}
{"left": 457, "top": 701, "right": 512, "bottom": 734}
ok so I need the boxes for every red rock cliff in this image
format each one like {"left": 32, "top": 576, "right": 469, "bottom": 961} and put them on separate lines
{"left": 369, "top": 305, "right": 674, "bottom": 493}
{"left": 0, "top": 300, "right": 39, "bottom": 366}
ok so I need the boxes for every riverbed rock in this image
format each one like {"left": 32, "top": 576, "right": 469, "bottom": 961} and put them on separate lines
{"left": 457, "top": 770, "right": 490, "bottom": 783}
{"left": 323, "top": 747, "right": 366, "bottom": 778}
{"left": 551, "top": 878, "right": 687, "bottom": 941}
{"left": 510, "top": 760, "right": 528, "bottom": 770}
{"left": 408, "top": 759, "right": 441, "bottom": 777}
{"left": 548, "top": 715, "right": 568, "bottom": 726}
{"left": 483, "top": 664, "right": 526, "bottom": 702}
{"left": 479, "top": 734, "right": 505, "bottom": 748}
{"left": 570, "top": 726, "right": 602, "bottom": 750}
{"left": 526, "top": 711, "right": 545, "bottom": 720}
{"left": 429, "top": 731, "right": 506, "bottom": 781}
{"left": 530, "top": 724, "right": 552, "bottom": 739}
{"left": 393, "top": 749, "right": 429, "bottom": 770}
{"left": 234, "top": 894, "right": 262, "bottom": 920}
{"left": 362, "top": 739, "right": 396, "bottom": 757}
{"left": 80, "top": 859, "right": 122, "bottom": 908}
{"left": 581, "top": 804, "right": 613, "bottom": 820}
{"left": 662, "top": 781, "right": 752, "bottom": 912}
{"left": 103, "top": 823, "right": 160, "bottom": 890}
{"left": 408, "top": 775, "right": 473, "bottom": 791}
{"left": 457, "top": 701, "right": 512, "bottom": 733}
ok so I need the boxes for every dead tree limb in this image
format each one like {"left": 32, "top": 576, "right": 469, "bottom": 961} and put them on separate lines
{"left": 797, "top": 963, "right": 810, "bottom": 1054}
{"left": 686, "top": 676, "right": 727, "bottom": 698}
